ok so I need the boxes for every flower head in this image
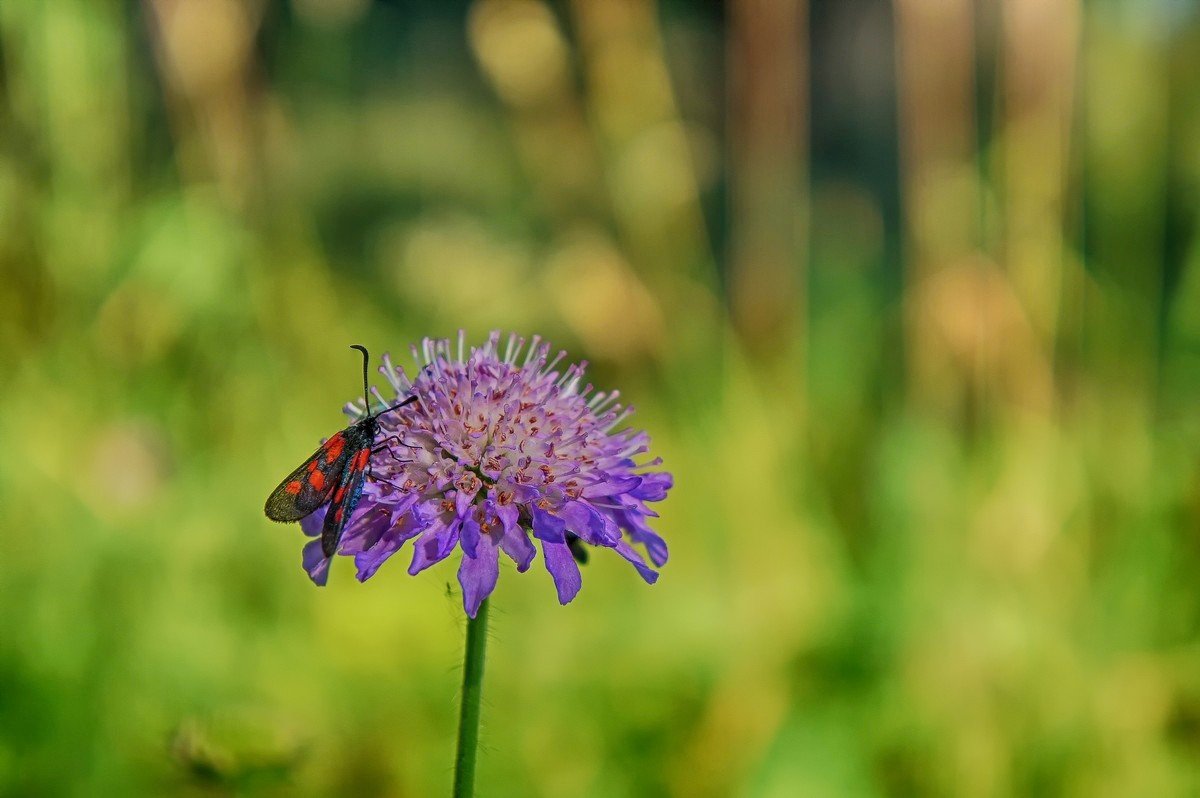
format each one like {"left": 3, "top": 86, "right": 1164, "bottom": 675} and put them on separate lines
{"left": 298, "top": 331, "right": 672, "bottom": 616}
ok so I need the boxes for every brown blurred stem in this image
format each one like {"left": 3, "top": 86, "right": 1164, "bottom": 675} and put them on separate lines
{"left": 728, "top": 0, "right": 807, "bottom": 353}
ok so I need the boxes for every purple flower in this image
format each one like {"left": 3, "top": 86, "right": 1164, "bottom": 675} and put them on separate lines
{"left": 298, "top": 331, "right": 673, "bottom": 617}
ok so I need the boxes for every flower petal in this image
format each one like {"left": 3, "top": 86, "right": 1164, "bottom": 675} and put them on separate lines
{"left": 563, "top": 500, "right": 619, "bottom": 546}
{"left": 338, "top": 505, "right": 392, "bottom": 555}
{"left": 582, "top": 476, "right": 641, "bottom": 498}
{"left": 631, "top": 472, "right": 673, "bottom": 502}
{"left": 617, "top": 510, "right": 669, "bottom": 567}
{"left": 302, "top": 539, "right": 331, "bottom": 586}
{"left": 458, "top": 533, "right": 500, "bottom": 617}
{"left": 637, "top": 529, "right": 669, "bottom": 567}
{"left": 408, "top": 519, "right": 461, "bottom": 575}
{"left": 542, "top": 540, "right": 582, "bottom": 604}
{"left": 354, "top": 511, "right": 425, "bottom": 581}
{"left": 300, "top": 506, "right": 326, "bottom": 538}
{"left": 532, "top": 507, "right": 566, "bottom": 543}
{"left": 491, "top": 501, "right": 535, "bottom": 571}
{"left": 460, "top": 513, "right": 481, "bottom": 558}
{"left": 613, "top": 539, "right": 658, "bottom": 584}
{"left": 454, "top": 487, "right": 475, "bottom": 517}
{"left": 494, "top": 501, "right": 520, "bottom": 536}
{"left": 499, "top": 524, "right": 536, "bottom": 571}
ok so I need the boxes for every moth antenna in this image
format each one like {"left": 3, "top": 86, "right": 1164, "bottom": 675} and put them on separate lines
{"left": 350, "top": 344, "right": 371, "bottom": 415}
{"left": 375, "top": 394, "right": 420, "bottom": 418}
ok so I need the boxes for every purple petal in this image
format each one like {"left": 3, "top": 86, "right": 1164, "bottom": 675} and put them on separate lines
{"left": 558, "top": 500, "right": 607, "bottom": 546}
{"left": 631, "top": 472, "right": 673, "bottom": 502}
{"left": 455, "top": 488, "right": 474, "bottom": 517}
{"left": 494, "top": 501, "right": 520, "bottom": 535}
{"left": 616, "top": 510, "right": 669, "bottom": 567}
{"left": 542, "top": 541, "right": 581, "bottom": 604}
{"left": 636, "top": 528, "right": 669, "bottom": 567}
{"left": 354, "top": 540, "right": 398, "bottom": 582}
{"left": 600, "top": 509, "right": 621, "bottom": 545}
{"left": 458, "top": 533, "right": 500, "bottom": 618}
{"left": 499, "top": 524, "right": 536, "bottom": 571}
{"left": 582, "top": 476, "right": 641, "bottom": 498}
{"left": 354, "top": 511, "right": 425, "bottom": 581}
{"left": 532, "top": 507, "right": 566, "bottom": 543}
{"left": 408, "top": 520, "right": 461, "bottom": 575}
{"left": 385, "top": 491, "right": 420, "bottom": 519}
{"left": 300, "top": 506, "right": 327, "bottom": 538}
{"left": 492, "top": 502, "right": 535, "bottom": 571}
{"left": 460, "top": 514, "right": 481, "bottom": 558}
{"left": 302, "top": 539, "right": 331, "bottom": 586}
{"left": 338, "top": 506, "right": 392, "bottom": 555}
{"left": 587, "top": 506, "right": 620, "bottom": 545}
{"left": 613, "top": 539, "right": 658, "bottom": 584}
{"left": 509, "top": 483, "right": 539, "bottom": 505}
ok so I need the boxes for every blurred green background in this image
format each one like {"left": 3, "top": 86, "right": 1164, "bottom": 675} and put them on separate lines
{"left": 3, "top": 0, "right": 1200, "bottom": 795}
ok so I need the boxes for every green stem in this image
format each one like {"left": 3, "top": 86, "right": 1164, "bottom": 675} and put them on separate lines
{"left": 452, "top": 597, "right": 489, "bottom": 798}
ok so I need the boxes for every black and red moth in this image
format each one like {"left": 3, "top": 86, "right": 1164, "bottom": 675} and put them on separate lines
{"left": 264, "top": 345, "right": 417, "bottom": 559}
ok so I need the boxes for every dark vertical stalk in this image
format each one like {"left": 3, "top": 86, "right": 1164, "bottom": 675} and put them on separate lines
{"left": 452, "top": 598, "right": 489, "bottom": 798}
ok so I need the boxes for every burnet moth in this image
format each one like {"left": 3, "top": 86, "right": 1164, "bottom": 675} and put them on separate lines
{"left": 264, "top": 345, "right": 418, "bottom": 559}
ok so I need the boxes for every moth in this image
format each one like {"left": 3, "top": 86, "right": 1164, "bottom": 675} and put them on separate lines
{"left": 264, "top": 345, "right": 417, "bottom": 559}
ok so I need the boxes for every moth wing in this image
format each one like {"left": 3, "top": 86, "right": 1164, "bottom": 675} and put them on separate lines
{"left": 321, "top": 444, "right": 372, "bottom": 557}
{"left": 264, "top": 430, "right": 354, "bottom": 522}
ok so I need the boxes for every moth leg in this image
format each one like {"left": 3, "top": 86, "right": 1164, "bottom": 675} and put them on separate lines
{"left": 373, "top": 435, "right": 420, "bottom": 454}
{"left": 366, "top": 466, "right": 406, "bottom": 491}
{"left": 373, "top": 438, "right": 422, "bottom": 470}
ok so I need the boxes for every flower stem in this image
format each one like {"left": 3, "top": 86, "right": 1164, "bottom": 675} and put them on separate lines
{"left": 452, "top": 597, "right": 489, "bottom": 798}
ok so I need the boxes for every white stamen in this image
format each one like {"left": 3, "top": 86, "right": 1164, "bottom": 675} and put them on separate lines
{"left": 560, "top": 431, "right": 589, "bottom": 447}
{"left": 618, "top": 440, "right": 649, "bottom": 458}
{"left": 591, "top": 390, "right": 620, "bottom": 413}
{"left": 380, "top": 353, "right": 402, "bottom": 391}
{"left": 543, "top": 350, "right": 566, "bottom": 375}
{"left": 605, "top": 406, "right": 634, "bottom": 432}
{"left": 523, "top": 335, "right": 542, "bottom": 365}
{"left": 558, "top": 361, "right": 586, "bottom": 387}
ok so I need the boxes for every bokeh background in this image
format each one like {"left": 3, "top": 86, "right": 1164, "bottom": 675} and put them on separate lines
{"left": 3, "top": 0, "right": 1200, "bottom": 795}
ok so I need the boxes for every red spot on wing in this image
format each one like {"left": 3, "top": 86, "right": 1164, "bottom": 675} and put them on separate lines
{"left": 353, "top": 448, "right": 371, "bottom": 470}
{"left": 308, "top": 469, "right": 326, "bottom": 490}
{"left": 307, "top": 459, "right": 319, "bottom": 473}
{"left": 334, "top": 486, "right": 346, "bottom": 503}
{"left": 284, "top": 481, "right": 302, "bottom": 495}
{"left": 335, "top": 507, "right": 344, "bottom": 523}
{"left": 324, "top": 433, "right": 345, "bottom": 461}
